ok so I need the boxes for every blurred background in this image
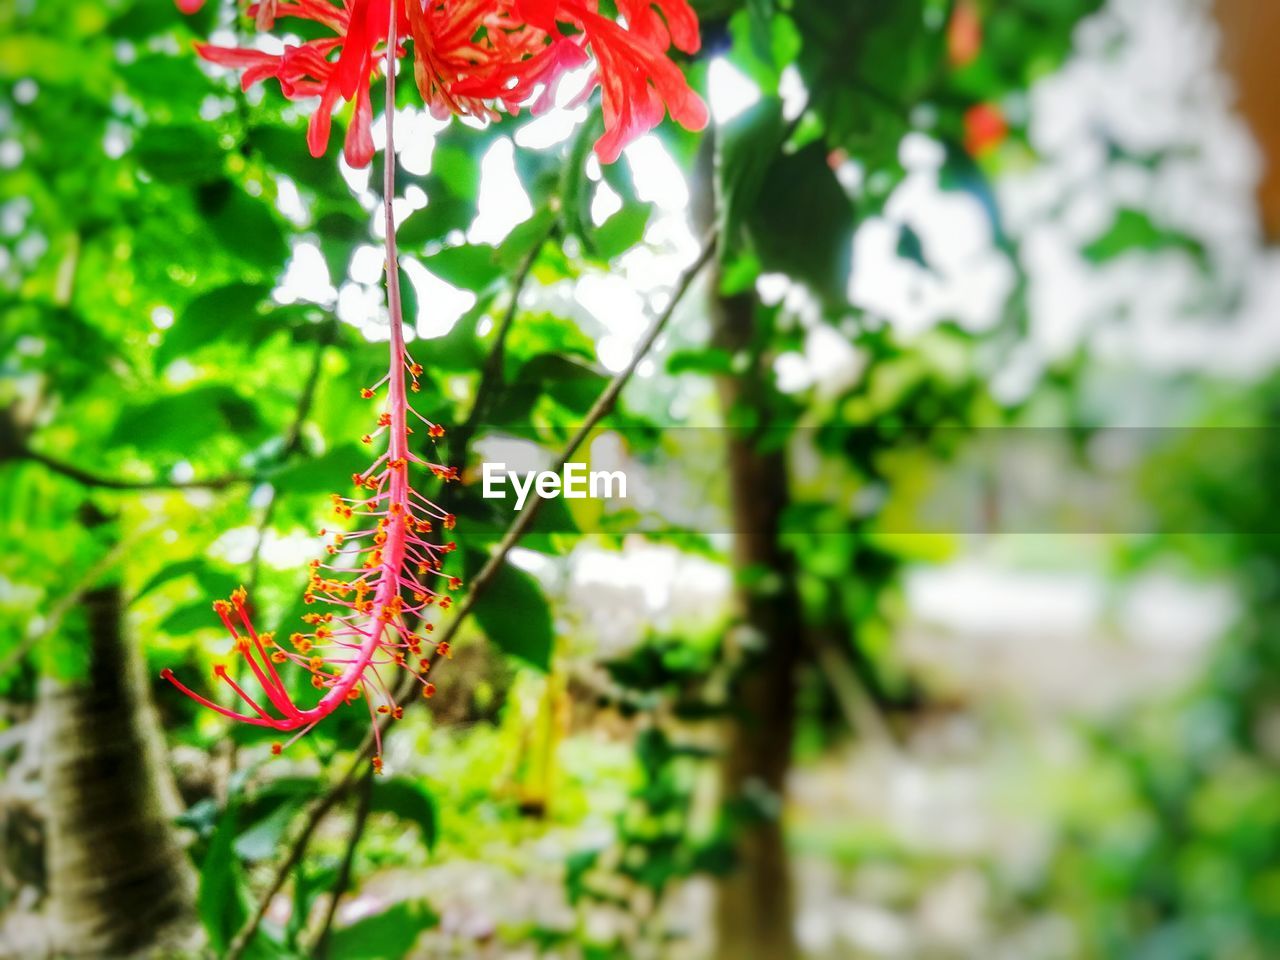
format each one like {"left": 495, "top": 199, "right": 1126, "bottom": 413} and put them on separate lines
{"left": 3, "top": 0, "right": 1280, "bottom": 957}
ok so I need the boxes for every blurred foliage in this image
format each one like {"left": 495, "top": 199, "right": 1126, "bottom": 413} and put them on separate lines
{"left": 4, "top": 0, "right": 1277, "bottom": 957}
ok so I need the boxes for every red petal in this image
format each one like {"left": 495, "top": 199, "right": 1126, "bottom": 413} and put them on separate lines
{"left": 195, "top": 43, "right": 281, "bottom": 71}
{"left": 344, "top": 81, "right": 375, "bottom": 168}
{"left": 308, "top": 82, "right": 340, "bottom": 158}
{"left": 655, "top": 0, "right": 701, "bottom": 54}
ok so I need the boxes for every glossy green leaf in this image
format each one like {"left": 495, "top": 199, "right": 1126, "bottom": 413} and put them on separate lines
{"left": 593, "top": 203, "right": 652, "bottom": 261}
{"left": 327, "top": 901, "right": 439, "bottom": 959}
{"left": 198, "top": 806, "right": 249, "bottom": 953}
{"left": 465, "top": 550, "right": 553, "bottom": 670}
{"left": 370, "top": 778, "right": 438, "bottom": 850}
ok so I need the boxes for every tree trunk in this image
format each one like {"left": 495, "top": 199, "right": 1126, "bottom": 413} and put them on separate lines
{"left": 41, "top": 570, "right": 198, "bottom": 957}
{"left": 696, "top": 140, "right": 803, "bottom": 960}
{"left": 1213, "top": 0, "right": 1280, "bottom": 239}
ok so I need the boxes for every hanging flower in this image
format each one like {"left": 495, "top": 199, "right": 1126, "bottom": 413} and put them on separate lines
{"left": 162, "top": 349, "right": 459, "bottom": 760}
{"left": 192, "top": 0, "right": 404, "bottom": 166}
{"left": 164, "top": 0, "right": 707, "bottom": 770}
{"left": 182, "top": 0, "right": 707, "bottom": 164}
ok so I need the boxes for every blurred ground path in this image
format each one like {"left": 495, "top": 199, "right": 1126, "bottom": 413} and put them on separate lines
{"left": 787, "top": 541, "right": 1235, "bottom": 959}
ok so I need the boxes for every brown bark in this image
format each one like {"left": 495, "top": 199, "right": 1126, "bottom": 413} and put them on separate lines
{"left": 41, "top": 573, "right": 198, "bottom": 957}
{"left": 695, "top": 140, "right": 802, "bottom": 960}
{"left": 1214, "top": 0, "right": 1280, "bottom": 239}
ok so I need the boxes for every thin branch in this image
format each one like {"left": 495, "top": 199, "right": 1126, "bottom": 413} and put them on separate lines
{"left": 452, "top": 229, "right": 550, "bottom": 455}
{"left": 310, "top": 769, "right": 374, "bottom": 959}
{"left": 245, "top": 317, "right": 339, "bottom": 594}
{"left": 223, "top": 782, "right": 350, "bottom": 960}
{"left": 14, "top": 320, "right": 336, "bottom": 498}
{"left": 446, "top": 229, "right": 717, "bottom": 632}
{"left": 15, "top": 448, "right": 249, "bottom": 491}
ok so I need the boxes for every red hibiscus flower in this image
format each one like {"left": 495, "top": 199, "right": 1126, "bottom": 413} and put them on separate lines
{"left": 964, "top": 102, "right": 1008, "bottom": 157}
{"left": 947, "top": 0, "right": 983, "bottom": 69}
{"left": 183, "top": 0, "right": 707, "bottom": 166}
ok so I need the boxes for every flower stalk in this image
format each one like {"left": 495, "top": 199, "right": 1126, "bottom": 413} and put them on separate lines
{"left": 163, "top": 3, "right": 458, "bottom": 770}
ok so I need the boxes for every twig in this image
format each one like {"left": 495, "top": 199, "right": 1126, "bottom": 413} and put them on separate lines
{"left": 310, "top": 769, "right": 374, "bottom": 958}
{"left": 452, "top": 230, "right": 549, "bottom": 455}
{"left": 14, "top": 321, "right": 335, "bottom": 500}
{"left": 445, "top": 229, "right": 717, "bottom": 631}
{"left": 245, "top": 317, "right": 339, "bottom": 595}
{"left": 15, "top": 448, "right": 248, "bottom": 491}
{"left": 223, "top": 782, "right": 349, "bottom": 960}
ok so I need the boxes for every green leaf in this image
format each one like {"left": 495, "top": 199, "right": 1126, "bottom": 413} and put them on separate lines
{"left": 727, "top": 5, "right": 801, "bottom": 93}
{"left": 497, "top": 205, "right": 556, "bottom": 271}
{"left": 198, "top": 182, "right": 291, "bottom": 269}
{"left": 561, "top": 114, "right": 603, "bottom": 247}
{"left": 422, "top": 244, "right": 503, "bottom": 292}
{"left": 745, "top": 141, "right": 855, "bottom": 305}
{"left": 370, "top": 778, "right": 438, "bottom": 850}
{"left": 121, "top": 54, "right": 213, "bottom": 108}
{"left": 0, "top": 35, "right": 106, "bottom": 87}
{"left": 667, "top": 347, "right": 734, "bottom": 376}
{"left": 593, "top": 203, "right": 652, "bottom": 261}
{"left": 397, "top": 131, "right": 491, "bottom": 246}
{"left": 252, "top": 125, "right": 349, "bottom": 199}
{"left": 430, "top": 143, "right": 482, "bottom": 198}
{"left": 156, "top": 282, "right": 273, "bottom": 369}
{"left": 514, "top": 353, "right": 608, "bottom": 415}
{"left": 896, "top": 224, "right": 928, "bottom": 270}
{"left": 1083, "top": 208, "right": 1207, "bottom": 264}
{"left": 132, "top": 558, "right": 209, "bottom": 604}
{"left": 465, "top": 551, "right": 554, "bottom": 670}
{"left": 109, "top": 385, "right": 264, "bottom": 453}
{"left": 505, "top": 312, "right": 597, "bottom": 363}
{"left": 398, "top": 264, "right": 420, "bottom": 334}
{"left": 316, "top": 209, "right": 370, "bottom": 283}
{"left": 135, "top": 125, "right": 224, "bottom": 184}
{"left": 716, "top": 96, "right": 786, "bottom": 256}
{"left": 269, "top": 444, "right": 367, "bottom": 496}
{"left": 327, "top": 901, "right": 438, "bottom": 959}
{"left": 199, "top": 805, "right": 250, "bottom": 953}
{"left": 160, "top": 601, "right": 218, "bottom": 637}
{"left": 109, "top": 0, "right": 216, "bottom": 40}
{"left": 234, "top": 794, "right": 305, "bottom": 862}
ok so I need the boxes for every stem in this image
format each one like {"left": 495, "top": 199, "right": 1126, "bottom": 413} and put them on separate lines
{"left": 292, "top": 4, "right": 407, "bottom": 719}
{"left": 224, "top": 18, "right": 409, "bottom": 956}
{"left": 310, "top": 769, "right": 374, "bottom": 958}
{"left": 16, "top": 448, "right": 248, "bottom": 491}
{"left": 223, "top": 783, "right": 348, "bottom": 960}
{"left": 453, "top": 229, "right": 550, "bottom": 454}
